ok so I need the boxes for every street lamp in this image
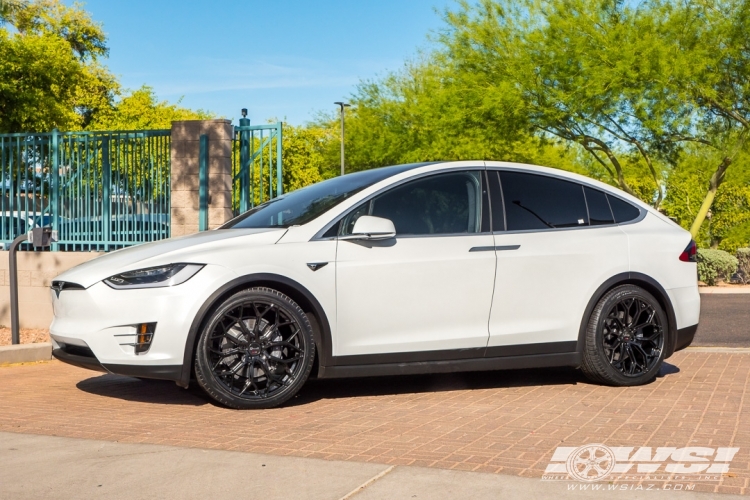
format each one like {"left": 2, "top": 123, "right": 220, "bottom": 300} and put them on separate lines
{"left": 334, "top": 101, "right": 351, "bottom": 176}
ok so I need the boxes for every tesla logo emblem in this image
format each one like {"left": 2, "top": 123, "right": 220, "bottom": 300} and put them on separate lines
{"left": 307, "top": 262, "right": 328, "bottom": 271}
{"left": 52, "top": 282, "right": 64, "bottom": 298}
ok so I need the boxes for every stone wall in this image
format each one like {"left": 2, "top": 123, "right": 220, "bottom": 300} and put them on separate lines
{"left": 0, "top": 251, "right": 102, "bottom": 328}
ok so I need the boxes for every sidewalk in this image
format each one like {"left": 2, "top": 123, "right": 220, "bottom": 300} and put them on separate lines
{"left": 0, "top": 432, "right": 743, "bottom": 500}
{"left": 1, "top": 351, "right": 749, "bottom": 496}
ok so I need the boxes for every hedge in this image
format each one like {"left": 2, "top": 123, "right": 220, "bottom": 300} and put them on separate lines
{"left": 697, "top": 248, "right": 739, "bottom": 286}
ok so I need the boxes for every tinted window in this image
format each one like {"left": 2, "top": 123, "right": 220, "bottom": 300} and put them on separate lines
{"left": 500, "top": 172, "right": 588, "bottom": 230}
{"left": 223, "top": 163, "right": 426, "bottom": 229}
{"left": 608, "top": 195, "right": 641, "bottom": 223}
{"left": 342, "top": 171, "right": 483, "bottom": 236}
{"left": 584, "top": 187, "right": 614, "bottom": 225}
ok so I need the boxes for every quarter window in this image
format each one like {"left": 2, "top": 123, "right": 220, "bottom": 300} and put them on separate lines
{"left": 499, "top": 171, "right": 589, "bottom": 231}
{"left": 584, "top": 187, "right": 615, "bottom": 225}
{"left": 341, "top": 171, "right": 484, "bottom": 236}
{"left": 608, "top": 195, "right": 641, "bottom": 223}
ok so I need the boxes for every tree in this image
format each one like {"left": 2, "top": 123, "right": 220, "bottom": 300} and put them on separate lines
{"left": 281, "top": 123, "right": 333, "bottom": 192}
{"left": 0, "top": 0, "right": 117, "bottom": 132}
{"left": 437, "top": 0, "right": 708, "bottom": 208}
{"left": 658, "top": 0, "right": 750, "bottom": 239}
{"left": 88, "top": 86, "right": 212, "bottom": 131}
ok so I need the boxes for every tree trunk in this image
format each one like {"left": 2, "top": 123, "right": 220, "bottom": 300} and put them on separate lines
{"left": 689, "top": 157, "right": 732, "bottom": 238}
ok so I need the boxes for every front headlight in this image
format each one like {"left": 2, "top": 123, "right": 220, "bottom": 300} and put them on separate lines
{"left": 103, "top": 263, "right": 204, "bottom": 290}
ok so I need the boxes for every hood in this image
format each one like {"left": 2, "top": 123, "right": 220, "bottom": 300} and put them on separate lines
{"left": 54, "top": 228, "right": 286, "bottom": 288}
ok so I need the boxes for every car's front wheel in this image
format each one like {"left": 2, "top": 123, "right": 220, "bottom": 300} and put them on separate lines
{"left": 581, "top": 285, "right": 667, "bottom": 386}
{"left": 194, "top": 287, "right": 315, "bottom": 409}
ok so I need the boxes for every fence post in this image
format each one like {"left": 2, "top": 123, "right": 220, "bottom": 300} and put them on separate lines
{"left": 51, "top": 129, "right": 59, "bottom": 251}
{"left": 170, "top": 120, "right": 233, "bottom": 236}
{"left": 198, "top": 134, "right": 208, "bottom": 231}
{"left": 276, "top": 122, "right": 283, "bottom": 197}
{"left": 239, "top": 116, "right": 250, "bottom": 213}
{"left": 101, "top": 136, "right": 111, "bottom": 251}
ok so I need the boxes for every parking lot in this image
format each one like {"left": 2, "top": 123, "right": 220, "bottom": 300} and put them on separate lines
{"left": 1, "top": 349, "right": 749, "bottom": 496}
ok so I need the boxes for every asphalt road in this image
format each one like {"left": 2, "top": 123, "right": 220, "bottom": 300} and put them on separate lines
{"left": 692, "top": 293, "right": 750, "bottom": 347}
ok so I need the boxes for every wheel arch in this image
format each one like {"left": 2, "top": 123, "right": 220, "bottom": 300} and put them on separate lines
{"left": 576, "top": 272, "right": 678, "bottom": 362}
{"left": 178, "top": 273, "right": 333, "bottom": 388}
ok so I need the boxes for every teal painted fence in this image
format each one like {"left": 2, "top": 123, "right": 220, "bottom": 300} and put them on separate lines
{"left": 232, "top": 121, "right": 283, "bottom": 216}
{"left": 0, "top": 129, "right": 171, "bottom": 251}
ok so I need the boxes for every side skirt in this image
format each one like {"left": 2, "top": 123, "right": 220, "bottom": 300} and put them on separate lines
{"left": 319, "top": 352, "right": 581, "bottom": 379}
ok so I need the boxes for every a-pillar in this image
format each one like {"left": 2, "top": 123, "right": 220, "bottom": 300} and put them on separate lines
{"left": 170, "top": 120, "right": 234, "bottom": 236}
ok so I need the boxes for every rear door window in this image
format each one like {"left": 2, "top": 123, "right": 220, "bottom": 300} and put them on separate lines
{"left": 499, "top": 171, "right": 588, "bottom": 231}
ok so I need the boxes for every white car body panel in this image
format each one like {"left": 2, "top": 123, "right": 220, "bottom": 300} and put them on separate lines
{"left": 50, "top": 264, "right": 236, "bottom": 366}
{"left": 335, "top": 233, "right": 496, "bottom": 356}
{"left": 489, "top": 225, "right": 629, "bottom": 346}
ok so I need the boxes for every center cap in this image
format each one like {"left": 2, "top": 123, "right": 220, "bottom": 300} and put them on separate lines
{"left": 248, "top": 344, "right": 261, "bottom": 356}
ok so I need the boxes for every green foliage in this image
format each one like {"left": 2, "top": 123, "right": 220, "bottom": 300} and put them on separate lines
{"left": 697, "top": 248, "right": 739, "bottom": 286}
{"left": 0, "top": 0, "right": 208, "bottom": 133}
{"left": 662, "top": 145, "right": 750, "bottom": 250}
{"left": 88, "top": 86, "right": 212, "bottom": 131}
{"left": 736, "top": 248, "right": 750, "bottom": 284}
{"left": 0, "top": 0, "right": 117, "bottom": 132}
{"left": 281, "top": 122, "right": 333, "bottom": 192}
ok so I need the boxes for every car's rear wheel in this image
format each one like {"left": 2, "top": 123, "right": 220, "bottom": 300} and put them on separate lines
{"left": 581, "top": 285, "right": 666, "bottom": 386}
{"left": 194, "top": 287, "right": 315, "bottom": 409}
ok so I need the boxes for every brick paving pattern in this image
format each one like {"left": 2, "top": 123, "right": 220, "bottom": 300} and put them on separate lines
{"left": 0, "top": 351, "right": 748, "bottom": 495}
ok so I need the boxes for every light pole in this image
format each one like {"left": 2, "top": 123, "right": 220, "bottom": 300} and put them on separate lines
{"left": 334, "top": 101, "right": 350, "bottom": 176}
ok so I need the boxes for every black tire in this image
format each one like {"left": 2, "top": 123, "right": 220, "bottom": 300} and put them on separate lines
{"left": 581, "top": 285, "right": 667, "bottom": 386}
{"left": 194, "top": 287, "right": 315, "bottom": 409}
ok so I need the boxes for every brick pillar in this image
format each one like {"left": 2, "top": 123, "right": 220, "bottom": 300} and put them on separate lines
{"left": 170, "top": 120, "right": 234, "bottom": 236}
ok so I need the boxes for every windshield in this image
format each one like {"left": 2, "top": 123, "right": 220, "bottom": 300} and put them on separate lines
{"left": 222, "top": 163, "right": 431, "bottom": 229}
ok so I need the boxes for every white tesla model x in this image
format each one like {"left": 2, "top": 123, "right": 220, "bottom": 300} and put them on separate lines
{"left": 50, "top": 161, "right": 700, "bottom": 408}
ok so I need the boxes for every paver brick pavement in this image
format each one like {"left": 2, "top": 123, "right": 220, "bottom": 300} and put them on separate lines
{"left": 0, "top": 350, "right": 748, "bottom": 495}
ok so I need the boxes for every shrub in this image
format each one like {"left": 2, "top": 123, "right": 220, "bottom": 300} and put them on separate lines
{"left": 737, "top": 248, "right": 750, "bottom": 284}
{"left": 697, "top": 249, "right": 739, "bottom": 286}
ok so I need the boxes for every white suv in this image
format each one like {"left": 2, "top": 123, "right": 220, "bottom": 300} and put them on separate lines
{"left": 50, "top": 161, "right": 700, "bottom": 409}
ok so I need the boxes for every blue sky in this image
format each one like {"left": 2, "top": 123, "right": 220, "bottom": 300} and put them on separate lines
{"left": 71, "top": 0, "right": 453, "bottom": 126}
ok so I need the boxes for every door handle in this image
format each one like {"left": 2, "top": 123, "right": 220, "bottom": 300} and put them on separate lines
{"left": 469, "top": 245, "right": 521, "bottom": 252}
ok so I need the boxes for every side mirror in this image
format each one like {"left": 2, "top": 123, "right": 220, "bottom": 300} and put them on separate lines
{"left": 339, "top": 216, "right": 396, "bottom": 241}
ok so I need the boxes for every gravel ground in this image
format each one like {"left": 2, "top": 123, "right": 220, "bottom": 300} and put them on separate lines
{"left": 0, "top": 328, "right": 50, "bottom": 346}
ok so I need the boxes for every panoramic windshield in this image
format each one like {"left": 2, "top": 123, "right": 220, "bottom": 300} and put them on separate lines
{"left": 222, "top": 163, "right": 430, "bottom": 229}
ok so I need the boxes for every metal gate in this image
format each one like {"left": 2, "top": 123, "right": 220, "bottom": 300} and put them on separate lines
{"left": 231, "top": 120, "right": 283, "bottom": 216}
{"left": 0, "top": 129, "right": 171, "bottom": 250}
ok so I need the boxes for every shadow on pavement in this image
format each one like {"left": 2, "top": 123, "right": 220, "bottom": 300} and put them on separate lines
{"left": 657, "top": 362, "right": 680, "bottom": 377}
{"left": 289, "top": 367, "right": 589, "bottom": 407}
{"left": 76, "top": 374, "right": 209, "bottom": 406}
{"left": 75, "top": 363, "right": 682, "bottom": 409}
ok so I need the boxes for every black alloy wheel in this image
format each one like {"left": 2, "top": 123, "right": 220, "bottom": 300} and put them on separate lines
{"left": 581, "top": 285, "right": 667, "bottom": 386}
{"left": 601, "top": 296, "right": 664, "bottom": 377}
{"left": 195, "top": 287, "right": 315, "bottom": 409}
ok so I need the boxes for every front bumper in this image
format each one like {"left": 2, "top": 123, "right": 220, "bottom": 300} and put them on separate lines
{"left": 52, "top": 344, "right": 182, "bottom": 380}
{"left": 49, "top": 263, "right": 235, "bottom": 380}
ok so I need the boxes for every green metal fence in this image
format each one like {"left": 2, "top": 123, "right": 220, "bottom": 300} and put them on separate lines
{"left": 0, "top": 129, "right": 171, "bottom": 251}
{"left": 232, "top": 121, "right": 283, "bottom": 216}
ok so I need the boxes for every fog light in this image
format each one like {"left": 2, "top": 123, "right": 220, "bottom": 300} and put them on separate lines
{"left": 134, "top": 323, "right": 156, "bottom": 354}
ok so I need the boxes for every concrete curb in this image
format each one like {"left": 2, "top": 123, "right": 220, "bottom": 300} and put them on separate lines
{"left": 685, "top": 346, "right": 750, "bottom": 353}
{"left": 0, "top": 342, "right": 52, "bottom": 364}
{"left": 699, "top": 286, "right": 750, "bottom": 294}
